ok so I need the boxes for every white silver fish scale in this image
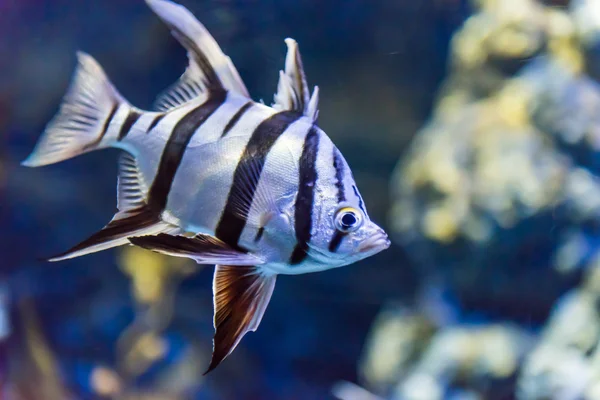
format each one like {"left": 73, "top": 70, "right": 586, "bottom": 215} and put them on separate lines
{"left": 238, "top": 115, "right": 316, "bottom": 263}
{"left": 165, "top": 97, "right": 278, "bottom": 237}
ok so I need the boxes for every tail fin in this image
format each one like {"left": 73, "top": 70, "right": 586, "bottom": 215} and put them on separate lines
{"left": 22, "top": 52, "right": 124, "bottom": 167}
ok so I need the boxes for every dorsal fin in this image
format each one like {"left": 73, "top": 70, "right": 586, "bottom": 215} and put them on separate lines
{"left": 116, "top": 152, "right": 148, "bottom": 219}
{"left": 272, "top": 38, "right": 319, "bottom": 121}
{"left": 146, "top": 0, "right": 249, "bottom": 111}
{"left": 306, "top": 86, "right": 319, "bottom": 122}
{"left": 153, "top": 62, "right": 206, "bottom": 111}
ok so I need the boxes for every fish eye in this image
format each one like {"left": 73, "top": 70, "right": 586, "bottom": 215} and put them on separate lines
{"left": 334, "top": 207, "right": 363, "bottom": 233}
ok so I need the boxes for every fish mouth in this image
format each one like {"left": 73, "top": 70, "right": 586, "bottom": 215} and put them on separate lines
{"left": 357, "top": 230, "right": 391, "bottom": 255}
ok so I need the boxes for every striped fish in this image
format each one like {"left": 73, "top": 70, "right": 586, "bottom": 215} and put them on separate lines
{"left": 22, "top": 0, "right": 390, "bottom": 373}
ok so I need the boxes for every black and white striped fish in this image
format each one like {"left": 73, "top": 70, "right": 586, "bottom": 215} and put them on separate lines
{"left": 23, "top": 0, "right": 390, "bottom": 373}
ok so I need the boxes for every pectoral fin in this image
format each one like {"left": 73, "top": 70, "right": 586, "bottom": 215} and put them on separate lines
{"left": 128, "top": 233, "right": 264, "bottom": 266}
{"left": 206, "top": 265, "right": 276, "bottom": 374}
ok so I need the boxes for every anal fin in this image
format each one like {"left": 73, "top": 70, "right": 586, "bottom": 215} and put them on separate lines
{"left": 206, "top": 265, "right": 276, "bottom": 374}
{"left": 116, "top": 152, "right": 148, "bottom": 217}
{"left": 46, "top": 152, "right": 176, "bottom": 262}
{"left": 47, "top": 207, "right": 177, "bottom": 262}
{"left": 128, "top": 233, "right": 264, "bottom": 266}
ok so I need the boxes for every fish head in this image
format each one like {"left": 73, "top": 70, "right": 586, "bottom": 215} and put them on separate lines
{"left": 334, "top": 208, "right": 389, "bottom": 261}
{"left": 306, "top": 146, "right": 390, "bottom": 270}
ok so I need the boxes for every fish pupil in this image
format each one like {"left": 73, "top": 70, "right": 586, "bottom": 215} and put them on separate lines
{"left": 341, "top": 212, "right": 357, "bottom": 228}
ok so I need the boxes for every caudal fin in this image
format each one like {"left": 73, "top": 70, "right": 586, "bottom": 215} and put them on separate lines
{"left": 22, "top": 52, "right": 124, "bottom": 167}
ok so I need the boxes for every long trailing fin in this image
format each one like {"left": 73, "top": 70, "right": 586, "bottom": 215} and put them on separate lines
{"left": 205, "top": 265, "right": 276, "bottom": 374}
{"left": 128, "top": 233, "right": 265, "bottom": 266}
{"left": 22, "top": 52, "right": 127, "bottom": 167}
{"left": 272, "top": 38, "right": 319, "bottom": 121}
{"left": 46, "top": 150, "right": 178, "bottom": 262}
{"left": 146, "top": 0, "right": 249, "bottom": 110}
{"left": 47, "top": 208, "right": 178, "bottom": 262}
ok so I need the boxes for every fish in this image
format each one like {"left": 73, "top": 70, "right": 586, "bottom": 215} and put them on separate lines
{"left": 22, "top": 0, "right": 391, "bottom": 373}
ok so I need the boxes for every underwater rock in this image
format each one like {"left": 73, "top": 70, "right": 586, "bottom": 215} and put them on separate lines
{"left": 526, "top": 57, "right": 600, "bottom": 175}
{"left": 518, "top": 267, "right": 600, "bottom": 400}
{"left": 389, "top": 0, "right": 600, "bottom": 317}
{"left": 391, "top": 76, "right": 566, "bottom": 244}
{"left": 359, "top": 305, "right": 436, "bottom": 392}
{"left": 394, "top": 323, "right": 532, "bottom": 400}
{"left": 353, "top": 291, "right": 533, "bottom": 400}
{"left": 362, "top": 0, "right": 600, "bottom": 398}
{"left": 352, "top": 270, "right": 600, "bottom": 399}
{"left": 435, "top": 0, "right": 547, "bottom": 112}
{"left": 571, "top": 0, "right": 600, "bottom": 81}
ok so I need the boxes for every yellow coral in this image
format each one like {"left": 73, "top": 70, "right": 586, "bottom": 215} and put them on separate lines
{"left": 422, "top": 206, "right": 459, "bottom": 243}
{"left": 494, "top": 81, "right": 533, "bottom": 129}
{"left": 119, "top": 246, "right": 196, "bottom": 304}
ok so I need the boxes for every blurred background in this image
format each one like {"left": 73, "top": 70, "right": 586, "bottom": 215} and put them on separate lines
{"left": 4, "top": 0, "right": 600, "bottom": 398}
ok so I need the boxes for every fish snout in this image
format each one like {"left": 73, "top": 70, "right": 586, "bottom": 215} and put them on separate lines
{"left": 357, "top": 227, "right": 390, "bottom": 255}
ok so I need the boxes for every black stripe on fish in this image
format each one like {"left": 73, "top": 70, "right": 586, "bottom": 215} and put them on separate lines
{"left": 254, "top": 227, "right": 265, "bottom": 243}
{"left": 290, "top": 126, "right": 320, "bottom": 265}
{"left": 221, "top": 102, "right": 253, "bottom": 138}
{"left": 333, "top": 148, "right": 346, "bottom": 203}
{"left": 215, "top": 110, "right": 302, "bottom": 248}
{"left": 352, "top": 185, "right": 366, "bottom": 215}
{"left": 101, "top": 104, "right": 119, "bottom": 138}
{"left": 147, "top": 90, "right": 227, "bottom": 212}
{"left": 167, "top": 23, "right": 223, "bottom": 90}
{"left": 328, "top": 231, "right": 347, "bottom": 253}
{"left": 118, "top": 109, "right": 142, "bottom": 141}
{"left": 84, "top": 103, "right": 118, "bottom": 150}
{"left": 147, "top": 113, "right": 166, "bottom": 133}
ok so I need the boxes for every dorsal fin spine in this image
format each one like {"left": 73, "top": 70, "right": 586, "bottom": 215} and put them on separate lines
{"left": 272, "top": 38, "right": 319, "bottom": 121}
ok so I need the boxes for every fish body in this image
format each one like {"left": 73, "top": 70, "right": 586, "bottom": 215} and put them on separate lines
{"left": 23, "top": 0, "right": 390, "bottom": 372}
